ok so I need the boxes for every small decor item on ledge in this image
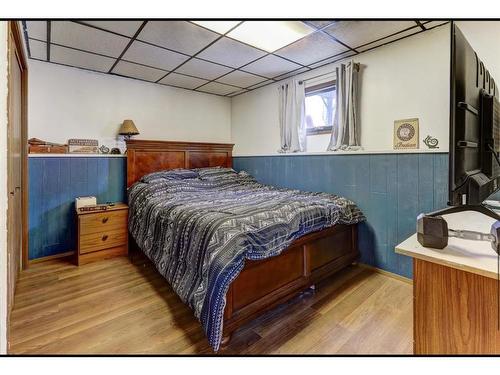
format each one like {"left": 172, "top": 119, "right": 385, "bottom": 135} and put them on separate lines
{"left": 119, "top": 119, "right": 140, "bottom": 141}
{"left": 423, "top": 135, "right": 439, "bottom": 149}
{"left": 99, "top": 145, "right": 110, "bottom": 154}
{"left": 393, "top": 118, "right": 419, "bottom": 150}
{"left": 28, "top": 138, "right": 68, "bottom": 154}
{"left": 68, "top": 139, "right": 99, "bottom": 154}
{"left": 110, "top": 147, "right": 121, "bottom": 154}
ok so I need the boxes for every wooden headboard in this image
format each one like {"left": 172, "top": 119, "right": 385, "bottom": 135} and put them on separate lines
{"left": 126, "top": 140, "right": 234, "bottom": 187}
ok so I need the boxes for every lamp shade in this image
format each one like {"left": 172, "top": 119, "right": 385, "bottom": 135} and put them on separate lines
{"left": 119, "top": 119, "right": 139, "bottom": 136}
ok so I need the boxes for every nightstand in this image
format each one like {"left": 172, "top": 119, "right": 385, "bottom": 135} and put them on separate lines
{"left": 76, "top": 203, "right": 129, "bottom": 265}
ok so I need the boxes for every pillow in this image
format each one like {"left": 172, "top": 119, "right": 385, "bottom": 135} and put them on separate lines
{"left": 196, "top": 167, "right": 238, "bottom": 180}
{"left": 141, "top": 168, "right": 199, "bottom": 183}
{"left": 237, "top": 170, "right": 251, "bottom": 178}
{"left": 237, "top": 170, "right": 257, "bottom": 182}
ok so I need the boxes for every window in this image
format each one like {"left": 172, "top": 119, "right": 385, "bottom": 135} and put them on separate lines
{"left": 305, "top": 81, "right": 336, "bottom": 135}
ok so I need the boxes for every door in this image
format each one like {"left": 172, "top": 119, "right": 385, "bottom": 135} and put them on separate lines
{"left": 6, "top": 21, "right": 27, "bottom": 350}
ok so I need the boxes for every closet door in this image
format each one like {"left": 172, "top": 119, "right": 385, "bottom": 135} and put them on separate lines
{"left": 6, "top": 21, "right": 27, "bottom": 346}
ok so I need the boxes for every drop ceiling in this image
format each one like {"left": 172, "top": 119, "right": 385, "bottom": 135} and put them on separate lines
{"left": 22, "top": 20, "right": 448, "bottom": 97}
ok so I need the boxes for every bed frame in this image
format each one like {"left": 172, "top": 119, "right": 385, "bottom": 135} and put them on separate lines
{"left": 126, "top": 140, "right": 359, "bottom": 347}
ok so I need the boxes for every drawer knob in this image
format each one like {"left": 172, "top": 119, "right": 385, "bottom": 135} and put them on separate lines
{"left": 102, "top": 235, "right": 109, "bottom": 241}
{"left": 102, "top": 217, "right": 109, "bottom": 223}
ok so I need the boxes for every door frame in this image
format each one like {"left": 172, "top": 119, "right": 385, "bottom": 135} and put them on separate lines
{"left": 6, "top": 20, "right": 28, "bottom": 353}
{"left": 7, "top": 21, "right": 28, "bottom": 272}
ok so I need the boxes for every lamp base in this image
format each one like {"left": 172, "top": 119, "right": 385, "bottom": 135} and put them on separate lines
{"left": 122, "top": 134, "right": 136, "bottom": 154}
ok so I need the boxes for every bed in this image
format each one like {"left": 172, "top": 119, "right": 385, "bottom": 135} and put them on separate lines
{"left": 126, "top": 140, "right": 365, "bottom": 351}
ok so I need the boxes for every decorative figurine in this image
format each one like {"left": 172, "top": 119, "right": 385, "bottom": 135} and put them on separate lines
{"left": 423, "top": 135, "right": 439, "bottom": 149}
{"left": 99, "top": 145, "right": 110, "bottom": 154}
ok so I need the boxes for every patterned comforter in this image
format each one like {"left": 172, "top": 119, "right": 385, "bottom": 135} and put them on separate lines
{"left": 128, "top": 167, "right": 365, "bottom": 351}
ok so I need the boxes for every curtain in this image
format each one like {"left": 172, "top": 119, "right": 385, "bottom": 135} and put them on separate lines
{"left": 278, "top": 79, "right": 306, "bottom": 153}
{"left": 327, "top": 61, "right": 362, "bottom": 151}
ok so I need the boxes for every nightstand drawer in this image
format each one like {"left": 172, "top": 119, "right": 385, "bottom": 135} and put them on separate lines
{"left": 79, "top": 210, "right": 128, "bottom": 235}
{"left": 79, "top": 228, "right": 127, "bottom": 254}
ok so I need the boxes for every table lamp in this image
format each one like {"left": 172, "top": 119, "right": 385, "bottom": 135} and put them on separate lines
{"left": 119, "top": 119, "right": 139, "bottom": 140}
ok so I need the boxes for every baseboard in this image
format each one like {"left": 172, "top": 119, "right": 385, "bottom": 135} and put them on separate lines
{"left": 28, "top": 251, "right": 75, "bottom": 265}
{"left": 357, "top": 263, "right": 413, "bottom": 284}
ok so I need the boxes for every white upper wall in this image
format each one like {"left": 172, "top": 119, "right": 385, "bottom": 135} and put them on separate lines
{"left": 231, "top": 24, "right": 451, "bottom": 155}
{"left": 28, "top": 60, "right": 232, "bottom": 146}
{"left": 25, "top": 21, "right": 500, "bottom": 157}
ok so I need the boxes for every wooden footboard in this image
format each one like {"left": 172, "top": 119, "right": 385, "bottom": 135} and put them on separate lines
{"left": 222, "top": 224, "right": 358, "bottom": 343}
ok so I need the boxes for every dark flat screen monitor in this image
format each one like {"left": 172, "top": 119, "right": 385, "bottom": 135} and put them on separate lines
{"left": 449, "top": 24, "right": 500, "bottom": 206}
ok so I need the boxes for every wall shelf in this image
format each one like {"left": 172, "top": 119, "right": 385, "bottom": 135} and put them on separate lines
{"left": 28, "top": 154, "right": 126, "bottom": 158}
{"left": 233, "top": 149, "right": 447, "bottom": 158}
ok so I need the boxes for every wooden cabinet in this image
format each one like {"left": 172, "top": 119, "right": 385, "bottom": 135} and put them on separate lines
{"left": 396, "top": 211, "right": 500, "bottom": 354}
{"left": 76, "top": 203, "right": 129, "bottom": 265}
{"left": 413, "top": 259, "right": 500, "bottom": 354}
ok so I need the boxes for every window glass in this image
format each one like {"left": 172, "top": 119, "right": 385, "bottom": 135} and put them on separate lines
{"left": 305, "top": 82, "right": 336, "bottom": 135}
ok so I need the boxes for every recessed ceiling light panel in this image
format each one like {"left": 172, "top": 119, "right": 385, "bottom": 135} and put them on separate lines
{"left": 227, "top": 21, "right": 315, "bottom": 52}
{"left": 192, "top": 21, "right": 241, "bottom": 35}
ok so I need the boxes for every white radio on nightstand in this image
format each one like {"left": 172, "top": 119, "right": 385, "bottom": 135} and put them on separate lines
{"left": 75, "top": 196, "right": 97, "bottom": 210}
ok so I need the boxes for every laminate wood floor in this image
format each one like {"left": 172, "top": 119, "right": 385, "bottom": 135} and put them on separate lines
{"left": 9, "top": 253, "right": 413, "bottom": 355}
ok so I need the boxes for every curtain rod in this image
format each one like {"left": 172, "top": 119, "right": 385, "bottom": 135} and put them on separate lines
{"left": 298, "top": 62, "right": 360, "bottom": 84}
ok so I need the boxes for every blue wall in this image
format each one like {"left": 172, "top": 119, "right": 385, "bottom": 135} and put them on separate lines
{"left": 27, "top": 153, "right": 450, "bottom": 277}
{"left": 233, "top": 153, "right": 449, "bottom": 278}
{"left": 29, "top": 157, "right": 126, "bottom": 260}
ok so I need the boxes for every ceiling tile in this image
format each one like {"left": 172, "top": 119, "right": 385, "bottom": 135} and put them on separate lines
{"left": 307, "top": 50, "right": 357, "bottom": 69}
{"left": 423, "top": 21, "right": 449, "bottom": 30}
{"left": 242, "top": 55, "right": 302, "bottom": 78}
{"left": 158, "top": 73, "right": 208, "bottom": 89}
{"left": 356, "top": 26, "right": 422, "bottom": 52}
{"left": 273, "top": 67, "right": 309, "bottom": 81}
{"left": 246, "top": 79, "right": 274, "bottom": 90}
{"left": 112, "top": 60, "right": 166, "bottom": 82}
{"left": 26, "top": 20, "right": 47, "bottom": 41}
{"left": 275, "top": 32, "right": 349, "bottom": 66}
{"left": 197, "top": 82, "right": 239, "bottom": 96}
{"left": 304, "top": 20, "right": 335, "bottom": 29}
{"left": 325, "top": 21, "right": 417, "bottom": 49}
{"left": 197, "top": 37, "right": 266, "bottom": 68}
{"left": 122, "top": 40, "right": 189, "bottom": 71}
{"left": 192, "top": 21, "right": 241, "bottom": 34}
{"left": 28, "top": 39, "right": 47, "bottom": 60}
{"left": 51, "top": 21, "right": 130, "bottom": 58}
{"left": 175, "top": 58, "right": 232, "bottom": 80}
{"left": 50, "top": 45, "right": 116, "bottom": 72}
{"left": 227, "top": 89, "right": 248, "bottom": 97}
{"left": 216, "top": 70, "right": 266, "bottom": 87}
{"left": 137, "top": 21, "right": 219, "bottom": 55}
{"left": 78, "top": 20, "right": 143, "bottom": 37}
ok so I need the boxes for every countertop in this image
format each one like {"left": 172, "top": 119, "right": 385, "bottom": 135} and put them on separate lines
{"left": 395, "top": 211, "right": 500, "bottom": 279}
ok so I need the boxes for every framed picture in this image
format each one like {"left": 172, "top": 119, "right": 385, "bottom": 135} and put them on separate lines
{"left": 394, "top": 118, "right": 419, "bottom": 150}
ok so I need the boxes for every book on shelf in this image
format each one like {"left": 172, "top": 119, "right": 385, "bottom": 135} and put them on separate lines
{"left": 68, "top": 139, "right": 99, "bottom": 154}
